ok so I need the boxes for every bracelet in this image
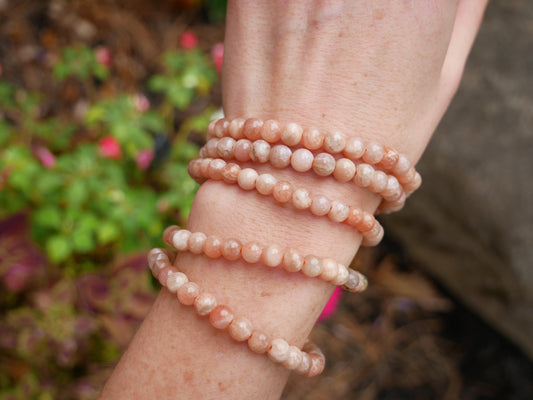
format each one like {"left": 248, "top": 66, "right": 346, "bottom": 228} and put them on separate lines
{"left": 162, "top": 226, "right": 369, "bottom": 293}
{"left": 148, "top": 247, "right": 326, "bottom": 376}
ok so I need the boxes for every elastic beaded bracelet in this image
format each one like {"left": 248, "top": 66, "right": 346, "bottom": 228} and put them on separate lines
{"left": 147, "top": 248, "right": 326, "bottom": 377}
{"left": 162, "top": 226, "right": 369, "bottom": 293}
{"left": 188, "top": 158, "right": 384, "bottom": 246}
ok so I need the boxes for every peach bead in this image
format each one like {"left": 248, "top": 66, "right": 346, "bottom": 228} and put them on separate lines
{"left": 354, "top": 163, "right": 375, "bottom": 187}
{"left": 392, "top": 154, "right": 411, "bottom": 175}
{"left": 148, "top": 248, "right": 167, "bottom": 269}
{"left": 380, "top": 148, "right": 400, "bottom": 169}
{"left": 188, "top": 232, "right": 207, "bottom": 254}
{"left": 158, "top": 266, "right": 173, "bottom": 285}
{"left": 207, "top": 119, "right": 217, "bottom": 138}
{"left": 242, "top": 118, "right": 263, "bottom": 140}
{"left": 292, "top": 188, "right": 311, "bottom": 210}
{"left": 270, "top": 145, "right": 292, "bottom": 169}
{"left": 208, "top": 158, "right": 226, "bottom": 180}
{"left": 333, "top": 158, "right": 356, "bottom": 182}
{"left": 256, "top": 174, "right": 277, "bottom": 196}
{"left": 362, "top": 222, "right": 384, "bottom": 246}
{"left": 328, "top": 201, "right": 349, "bottom": 222}
{"left": 228, "top": 118, "right": 245, "bottom": 139}
{"left": 382, "top": 176, "right": 402, "bottom": 200}
{"left": 382, "top": 192, "right": 406, "bottom": 213}
{"left": 216, "top": 137, "right": 236, "bottom": 159}
{"left": 369, "top": 170, "right": 389, "bottom": 193}
{"left": 343, "top": 270, "right": 368, "bottom": 292}
{"left": 222, "top": 238, "right": 242, "bottom": 261}
{"left": 248, "top": 330, "right": 270, "bottom": 354}
{"left": 306, "top": 354, "right": 325, "bottom": 377}
{"left": 234, "top": 139, "right": 252, "bottom": 162}
{"left": 268, "top": 338, "right": 290, "bottom": 363}
{"left": 214, "top": 118, "right": 229, "bottom": 138}
{"left": 282, "top": 346, "right": 303, "bottom": 370}
{"left": 229, "top": 316, "right": 253, "bottom": 342}
{"left": 222, "top": 163, "right": 241, "bottom": 184}
{"left": 242, "top": 242, "right": 262, "bottom": 263}
{"left": 302, "top": 127, "right": 324, "bottom": 150}
{"left": 209, "top": 305, "right": 234, "bottom": 330}
{"left": 205, "top": 138, "right": 219, "bottom": 157}
{"left": 250, "top": 140, "right": 271, "bottom": 163}
{"left": 282, "top": 248, "right": 304, "bottom": 272}
{"left": 272, "top": 181, "right": 293, "bottom": 203}
{"left": 295, "top": 353, "right": 311, "bottom": 375}
{"left": 310, "top": 195, "right": 332, "bottom": 216}
{"left": 261, "top": 120, "right": 282, "bottom": 143}
{"left": 404, "top": 171, "right": 422, "bottom": 193}
{"left": 320, "top": 258, "right": 338, "bottom": 281}
{"left": 200, "top": 158, "right": 211, "bottom": 177}
{"left": 194, "top": 292, "right": 218, "bottom": 316}
{"left": 343, "top": 137, "right": 365, "bottom": 159}
{"left": 166, "top": 272, "right": 189, "bottom": 293}
{"left": 237, "top": 168, "right": 258, "bottom": 190}
{"left": 356, "top": 213, "right": 375, "bottom": 232}
{"left": 302, "top": 255, "right": 322, "bottom": 277}
{"left": 172, "top": 229, "right": 191, "bottom": 251}
{"left": 162, "top": 226, "right": 177, "bottom": 245}
{"left": 152, "top": 259, "right": 168, "bottom": 277}
{"left": 363, "top": 142, "right": 385, "bottom": 164}
{"left": 312, "top": 153, "right": 336, "bottom": 176}
{"left": 261, "top": 244, "right": 283, "bottom": 267}
{"left": 281, "top": 123, "right": 303, "bottom": 146}
{"left": 177, "top": 282, "right": 200, "bottom": 306}
{"left": 204, "top": 235, "right": 223, "bottom": 258}
{"left": 188, "top": 159, "right": 201, "bottom": 179}
{"left": 397, "top": 167, "right": 416, "bottom": 185}
{"left": 331, "top": 264, "right": 350, "bottom": 286}
{"left": 324, "top": 131, "right": 345, "bottom": 153}
{"left": 291, "top": 149, "right": 314, "bottom": 172}
{"left": 344, "top": 207, "right": 363, "bottom": 227}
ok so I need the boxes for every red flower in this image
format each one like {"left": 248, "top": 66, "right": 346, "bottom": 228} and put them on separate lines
{"left": 95, "top": 46, "right": 112, "bottom": 68}
{"left": 180, "top": 30, "right": 198, "bottom": 50}
{"left": 136, "top": 149, "right": 154, "bottom": 170}
{"left": 317, "top": 286, "right": 342, "bottom": 322}
{"left": 99, "top": 136, "right": 122, "bottom": 159}
{"left": 211, "top": 42, "right": 224, "bottom": 75}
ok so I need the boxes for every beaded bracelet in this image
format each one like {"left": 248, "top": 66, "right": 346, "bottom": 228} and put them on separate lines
{"left": 162, "top": 226, "right": 369, "bottom": 293}
{"left": 148, "top": 247, "right": 326, "bottom": 376}
{"left": 188, "top": 158, "right": 384, "bottom": 246}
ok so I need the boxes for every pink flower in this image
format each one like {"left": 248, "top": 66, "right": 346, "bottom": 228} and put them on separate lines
{"left": 317, "top": 286, "right": 343, "bottom": 322}
{"left": 98, "top": 136, "right": 122, "bottom": 159}
{"left": 95, "top": 46, "right": 112, "bottom": 68}
{"left": 35, "top": 146, "right": 56, "bottom": 169}
{"left": 211, "top": 42, "right": 224, "bottom": 75}
{"left": 3, "top": 263, "right": 35, "bottom": 292}
{"left": 132, "top": 94, "right": 150, "bottom": 113}
{"left": 180, "top": 30, "right": 198, "bottom": 50}
{"left": 136, "top": 149, "right": 154, "bottom": 170}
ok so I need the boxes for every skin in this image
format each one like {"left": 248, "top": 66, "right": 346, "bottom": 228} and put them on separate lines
{"left": 99, "top": 1, "right": 487, "bottom": 399}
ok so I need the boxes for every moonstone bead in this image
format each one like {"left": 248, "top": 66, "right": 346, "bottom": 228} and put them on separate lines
{"left": 205, "top": 138, "right": 219, "bottom": 157}
{"left": 392, "top": 154, "right": 411, "bottom": 175}
{"left": 242, "top": 118, "right": 263, "bottom": 140}
{"left": 188, "top": 159, "right": 202, "bottom": 179}
{"left": 222, "top": 163, "right": 241, "bottom": 184}
{"left": 312, "top": 153, "right": 336, "bottom": 176}
{"left": 228, "top": 316, "right": 253, "bottom": 342}
{"left": 343, "top": 270, "right": 368, "bottom": 292}
{"left": 152, "top": 259, "right": 168, "bottom": 277}
{"left": 207, "top": 119, "right": 217, "bottom": 138}
{"left": 261, "top": 120, "right": 282, "bottom": 143}
{"left": 172, "top": 229, "right": 191, "bottom": 251}
{"left": 256, "top": 174, "right": 277, "bottom": 195}
{"left": 404, "top": 171, "right": 422, "bottom": 193}
{"left": 310, "top": 195, "right": 332, "bottom": 216}
{"left": 356, "top": 213, "right": 375, "bottom": 232}
{"left": 320, "top": 258, "right": 338, "bottom": 281}
{"left": 397, "top": 167, "right": 416, "bottom": 185}
{"left": 282, "top": 248, "right": 304, "bottom": 272}
{"left": 194, "top": 292, "right": 218, "bottom": 316}
{"left": 250, "top": 140, "right": 271, "bottom": 163}
{"left": 302, "top": 255, "right": 323, "bottom": 277}
{"left": 158, "top": 266, "right": 173, "bottom": 285}
{"left": 188, "top": 232, "right": 207, "bottom": 254}
{"left": 209, "top": 305, "right": 234, "bottom": 330}
{"left": 166, "top": 272, "right": 189, "bottom": 293}
{"left": 222, "top": 238, "right": 242, "bottom": 261}
{"left": 380, "top": 147, "right": 400, "bottom": 169}
{"left": 295, "top": 352, "right": 311, "bottom": 375}
{"left": 214, "top": 118, "right": 229, "bottom": 138}
{"left": 369, "top": 170, "right": 389, "bottom": 193}
{"left": 331, "top": 264, "right": 350, "bottom": 286}
{"left": 362, "top": 222, "right": 384, "bottom": 246}
{"left": 272, "top": 181, "right": 293, "bottom": 203}
{"left": 354, "top": 163, "right": 375, "bottom": 187}
{"left": 234, "top": 139, "right": 252, "bottom": 162}
{"left": 382, "top": 176, "right": 402, "bottom": 200}
{"left": 302, "top": 127, "right": 324, "bottom": 150}
{"left": 270, "top": 145, "right": 292, "bottom": 169}
{"left": 204, "top": 235, "right": 223, "bottom": 258}
{"left": 328, "top": 201, "right": 349, "bottom": 222}
{"left": 344, "top": 207, "right": 363, "bottom": 227}
{"left": 268, "top": 338, "right": 290, "bottom": 363}
{"left": 333, "top": 158, "right": 356, "bottom": 182}
{"left": 237, "top": 168, "right": 258, "bottom": 190}
{"left": 291, "top": 149, "right": 314, "bottom": 172}
{"left": 208, "top": 158, "right": 226, "bottom": 180}
{"left": 324, "top": 131, "right": 345, "bottom": 153}
{"left": 261, "top": 244, "right": 283, "bottom": 267}
{"left": 343, "top": 137, "right": 365, "bottom": 159}
{"left": 177, "top": 282, "right": 200, "bottom": 306}
{"left": 200, "top": 158, "right": 211, "bottom": 177}
{"left": 282, "top": 346, "right": 303, "bottom": 370}
{"left": 363, "top": 142, "right": 385, "bottom": 164}
{"left": 292, "top": 188, "right": 311, "bottom": 210}
{"left": 242, "top": 242, "right": 262, "bottom": 263}
{"left": 228, "top": 118, "right": 245, "bottom": 139}
{"left": 248, "top": 330, "right": 270, "bottom": 354}
{"left": 306, "top": 353, "right": 325, "bottom": 377}
{"left": 281, "top": 122, "right": 303, "bottom": 146}
{"left": 148, "top": 248, "right": 167, "bottom": 268}
{"left": 216, "top": 137, "right": 236, "bottom": 159}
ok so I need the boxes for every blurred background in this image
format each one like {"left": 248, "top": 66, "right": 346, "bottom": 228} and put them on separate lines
{"left": 0, "top": 1, "right": 532, "bottom": 399}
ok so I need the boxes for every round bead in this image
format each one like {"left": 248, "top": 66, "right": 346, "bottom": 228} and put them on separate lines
{"left": 291, "top": 149, "right": 314, "bottom": 172}
{"left": 310, "top": 195, "right": 332, "bottom": 216}
{"left": 204, "top": 235, "right": 223, "bottom": 258}
{"left": 228, "top": 118, "right": 245, "bottom": 139}
{"left": 302, "top": 127, "right": 324, "bottom": 150}
{"left": 222, "top": 238, "right": 242, "bottom": 261}
{"left": 397, "top": 167, "right": 416, "bottom": 185}
{"left": 172, "top": 229, "right": 191, "bottom": 251}
{"left": 292, "top": 188, "right": 311, "bottom": 210}
{"left": 380, "top": 148, "right": 399, "bottom": 169}
{"left": 250, "top": 140, "right": 271, "bottom": 163}
{"left": 242, "top": 242, "right": 262, "bottom": 263}
{"left": 209, "top": 305, "right": 234, "bottom": 330}
{"left": 331, "top": 264, "right": 350, "bottom": 286}
{"left": 188, "top": 232, "right": 207, "bottom": 254}
{"left": 333, "top": 158, "right": 356, "bottom": 182}
{"left": 158, "top": 266, "right": 173, "bottom": 286}
{"left": 237, "top": 168, "right": 258, "bottom": 190}
{"left": 324, "top": 131, "right": 345, "bottom": 153}
{"left": 306, "top": 354, "right": 325, "bottom": 377}
{"left": 148, "top": 248, "right": 167, "bottom": 270}
{"left": 344, "top": 207, "right": 363, "bottom": 227}
{"left": 302, "top": 255, "right": 322, "bottom": 277}
{"left": 177, "top": 282, "right": 200, "bottom": 306}
{"left": 261, "top": 244, "right": 283, "bottom": 267}
{"left": 363, "top": 142, "right": 385, "bottom": 164}
{"left": 208, "top": 158, "right": 226, "bottom": 180}
{"left": 272, "top": 181, "right": 293, "bottom": 203}
{"left": 282, "top": 248, "right": 304, "bottom": 272}
{"left": 270, "top": 145, "right": 292, "bottom": 169}
{"left": 222, "top": 163, "right": 241, "bottom": 184}
{"left": 382, "top": 176, "right": 402, "bottom": 200}
{"left": 205, "top": 139, "right": 219, "bottom": 157}
{"left": 362, "top": 222, "right": 384, "bottom": 246}
{"left": 295, "top": 352, "right": 311, "bottom": 375}
{"left": 268, "top": 338, "right": 290, "bottom": 363}
{"left": 242, "top": 118, "right": 263, "bottom": 140}
{"left": 343, "top": 137, "right": 365, "bottom": 159}
{"left": 356, "top": 213, "right": 375, "bottom": 232}
{"left": 369, "top": 170, "right": 389, "bottom": 193}
{"left": 404, "top": 171, "right": 422, "bottom": 193}
{"left": 328, "top": 201, "right": 350, "bottom": 223}
{"left": 256, "top": 174, "right": 277, "bottom": 196}
{"left": 207, "top": 119, "right": 217, "bottom": 138}
{"left": 216, "top": 137, "right": 236, "bottom": 160}
{"left": 261, "top": 120, "right": 282, "bottom": 143}
{"left": 248, "top": 330, "right": 271, "bottom": 354}
{"left": 194, "top": 292, "right": 218, "bottom": 316}
{"left": 152, "top": 259, "right": 168, "bottom": 277}
{"left": 392, "top": 154, "right": 411, "bottom": 175}
{"left": 199, "top": 159, "right": 211, "bottom": 177}
{"left": 228, "top": 316, "right": 253, "bottom": 342}
{"left": 354, "top": 163, "right": 375, "bottom": 187}
{"left": 214, "top": 119, "right": 229, "bottom": 138}
{"left": 320, "top": 258, "right": 338, "bottom": 281}
{"left": 234, "top": 139, "right": 252, "bottom": 162}
{"left": 312, "top": 153, "right": 336, "bottom": 176}
{"left": 166, "top": 272, "right": 189, "bottom": 293}
{"left": 282, "top": 346, "right": 303, "bottom": 370}
{"left": 281, "top": 123, "right": 303, "bottom": 146}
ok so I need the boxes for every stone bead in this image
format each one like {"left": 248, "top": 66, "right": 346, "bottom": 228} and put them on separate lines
{"left": 310, "top": 195, "right": 332, "bottom": 217}
{"left": 256, "top": 174, "right": 277, "bottom": 196}
{"left": 294, "top": 352, "right": 311, "bottom": 375}
{"left": 158, "top": 266, "right": 173, "bottom": 286}
{"left": 205, "top": 138, "right": 219, "bottom": 157}
{"left": 354, "top": 163, "right": 375, "bottom": 187}
{"left": 343, "top": 270, "right": 368, "bottom": 292}
{"left": 237, "top": 168, "right": 258, "bottom": 190}
{"left": 228, "top": 316, "right": 253, "bottom": 342}
{"left": 199, "top": 147, "right": 207, "bottom": 158}
{"left": 222, "top": 163, "right": 241, "bottom": 184}
{"left": 404, "top": 171, "right": 422, "bottom": 193}
{"left": 234, "top": 139, "right": 252, "bottom": 162}
{"left": 250, "top": 140, "right": 271, "bottom": 163}
{"left": 152, "top": 259, "right": 168, "bottom": 277}
{"left": 207, "top": 158, "right": 226, "bottom": 180}
{"left": 344, "top": 207, "right": 363, "bottom": 227}
{"left": 302, "top": 255, "right": 322, "bottom": 277}
{"left": 306, "top": 354, "right": 325, "bottom": 377}
{"left": 228, "top": 118, "right": 245, "bottom": 139}
{"left": 392, "top": 154, "right": 411, "bottom": 175}
{"left": 268, "top": 338, "right": 290, "bottom": 363}
{"left": 188, "top": 232, "right": 207, "bottom": 254}
{"left": 261, "top": 120, "right": 282, "bottom": 143}
{"left": 200, "top": 159, "right": 211, "bottom": 177}
{"left": 397, "top": 167, "right": 416, "bottom": 185}
{"left": 270, "top": 145, "right": 292, "bottom": 169}
{"left": 382, "top": 192, "right": 406, "bottom": 213}
{"left": 248, "top": 330, "right": 270, "bottom": 354}
{"left": 167, "top": 272, "right": 189, "bottom": 293}
{"left": 331, "top": 264, "right": 350, "bottom": 286}
{"left": 261, "top": 244, "right": 283, "bottom": 267}
{"left": 302, "top": 127, "right": 324, "bottom": 150}
{"left": 333, "top": 158, "right": 356, "bottom": 182}
{"left": 172, "top": 229, "right": 190, "bottom": 251}
{"left": 282, "top": 248, "right": 304, "bottom": 272}
{"left": 362, "top": 222, "right": 384, "bottom": 247}
{"left": 148, "top": 248, "right": 167, "bottom": 268}
{"left": 356, "top": 213, "right": 375, "bottom": 232}
{"left": 363, "top": 142, "right": 385, "bottom": 164}
{"left": 282, "top": 346, "right": 303, "bottom": 370}
{"left": 328, "top": 201, "right": 350, "bottom": 223}
{"left": 291, "top": 149, "right": 314, "bottom": 172}
{"left": 216, "top": 137, "right": 236, "bottom": 160}
{"left": 312, "top": 153, "right": 336, "bottom": 176}
{"left": 382, "top": 176, "right": 402, "bottom": 200}
{"left": 320, "top": 258, "right": 338, "bottom": 281}
{"left": 209, "top": 305, "right": 234, "bottom": 330}
{"left": 177, "top": 282, "right": 200, "bottom": 306}
{"left": 343, "top": 137, "right": 365, "bottom": 159}
{"left": 242, "top": 118, "right": 263, "bottom": 140}
{"left": 194, "top": 292, "right": 218, "bottom": 316}
{"left": 281, "top": 123, "right": 303, "bottom": 146}
{"left": 292, "top": 188, "right": 312, "bottom": 210}
{"left": 324, "top": 131, "right": 345, "bottom": 153}
{"left": 369, "top": 170, "right": 389, "bottom": 193}
{"left": 188, "top": 159, "right": 202, "bottom": 179}
{"left": 272, "top": 181, "right": 293, "bottom": 203}
{"left": 214, "top": 118, "right": 229, "bottom": 138}
{"left": 380, "top": 147, "right": 400, "bottom": 169}
{"left": 222, "top": 238, "right": 242, "bottom": 261}
{"left": 207, "top": 119, "right": 217, "bottom": 138}
{"left": 242, "top": 242, "right": 262, "bottom": 263}
{"left": 204, "top": 235, "right": 223, "bottom": 258}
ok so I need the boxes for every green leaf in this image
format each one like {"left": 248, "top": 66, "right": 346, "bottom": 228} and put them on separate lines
{"left": 72, "top": 229, "right": 94, "bottom": 253}
{"left": 33, "top": 206, "right": 62, "bottom": 229}
{"left": 65, "top": 179, "right": 89, "bottom": 208}
{"left": 46, "top": 236, "right": 72, "bottom": 263}
{"left": 97, "top": 221, "right": 120, "bottom": 244}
